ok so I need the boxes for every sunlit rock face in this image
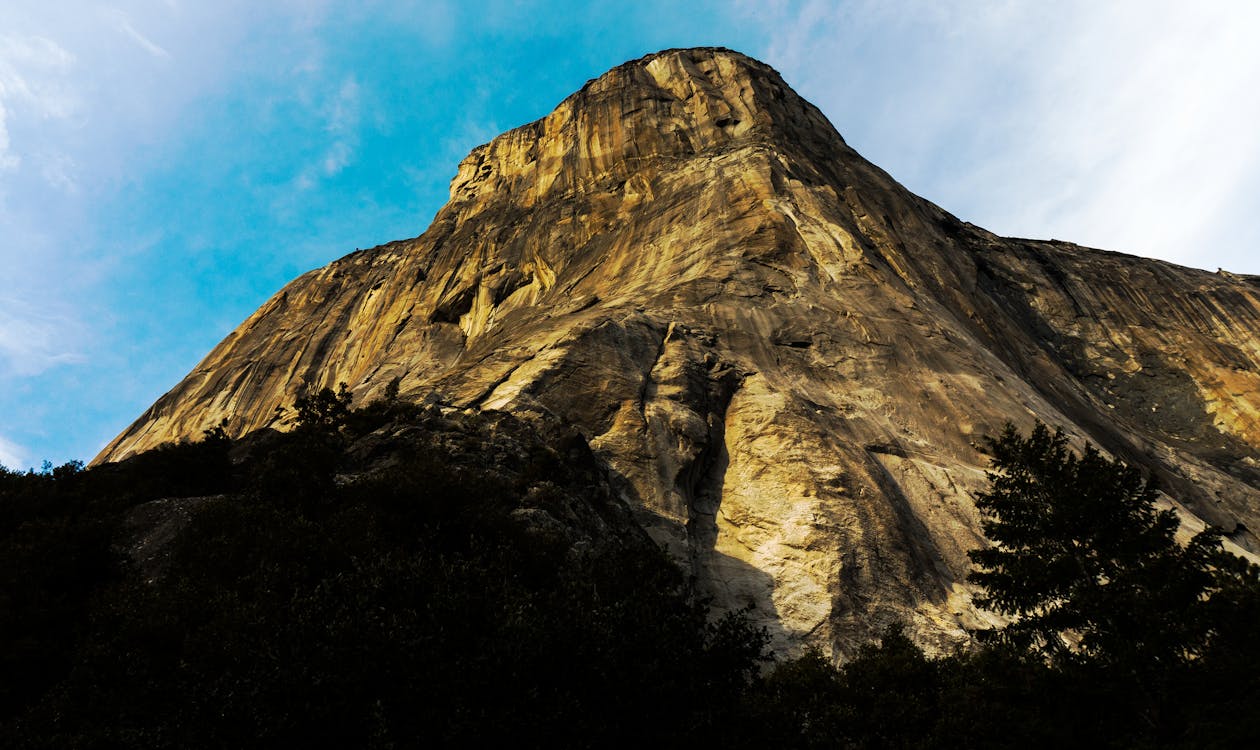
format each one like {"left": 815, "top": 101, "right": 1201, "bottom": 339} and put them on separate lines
{"left": 97, "top": 48, "right": 1260, "bottom": 658}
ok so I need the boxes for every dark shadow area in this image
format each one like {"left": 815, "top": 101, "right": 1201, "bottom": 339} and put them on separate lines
{"left": 0, "top": 396, "right": 770, "bottom": 748}
{"left": 5, "top": 393, "right": 1259, "bottom": 747}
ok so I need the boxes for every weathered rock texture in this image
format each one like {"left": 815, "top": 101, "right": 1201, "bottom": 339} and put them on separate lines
{"left": 97, "top": 48, "right": 1260, "bottom": 658}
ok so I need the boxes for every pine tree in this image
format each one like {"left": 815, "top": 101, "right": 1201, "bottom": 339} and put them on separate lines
{"left": 967, "top": 422, "right": 1257, "bottom": 672}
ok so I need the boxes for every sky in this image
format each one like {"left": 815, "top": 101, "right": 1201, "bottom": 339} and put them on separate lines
{"left": 1, "top": 1, "right": 1258, "bottom": 469}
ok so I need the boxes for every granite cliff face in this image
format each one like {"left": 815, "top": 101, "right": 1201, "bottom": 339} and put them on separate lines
{"left": 97, "top": 48, "right": 1260, "bottom": 657}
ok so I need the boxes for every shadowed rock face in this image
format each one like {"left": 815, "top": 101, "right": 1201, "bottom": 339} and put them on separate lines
{"left": 97, "top": 48, "right": 1260, "bottom": 658}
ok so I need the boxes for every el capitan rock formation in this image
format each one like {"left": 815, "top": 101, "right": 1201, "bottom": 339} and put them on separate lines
{"left": 97, "top": 48, "right": 1260, "bottom": 657}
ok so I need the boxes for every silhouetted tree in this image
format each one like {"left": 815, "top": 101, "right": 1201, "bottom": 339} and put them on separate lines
{"left": 968, "top": 423, "right": 1254, "bottom": 668}
{"left": 968, "top": 422, "right": 1260, "bottom": 737}
{"left": 293, "top": 382, "right": 353, "bottom": 435}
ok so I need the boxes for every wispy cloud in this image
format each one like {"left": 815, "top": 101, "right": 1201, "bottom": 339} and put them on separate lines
{"left": 0, "top": 32, "right": 91, "bottom": 387}
{"left": 0, "top": 298, "right": 86, "bottom": 377}
{"left": 0, "top": 35, "right": 79, "bottom": 116}
{"left": 741, "top": 0, "right": 1260, "bottom": 274}
{"left": 0, "top": 102, "right": 17, "bottom": 171}
{"left": 321, "top": 77, "right": 359, "bottom": 176}
{"left": 37, "top": 150, "right": 78, "bottom": 192}
{"left": 291, "top": 75, "right": 362, "bottom": 189}
{"left": 0, "top": 432, "right": 27, "bottom": 470}
{"left": 0, "top": 34, "right": 80, "bottom": 175}
{"left": 327, "top": 77, "right": 360, "bottom": 133}
{"left": 111, "top": 12, "right": 172, "bottom": 60}
{"left": 321, "top": 140, "right": 351, "bottom": 176}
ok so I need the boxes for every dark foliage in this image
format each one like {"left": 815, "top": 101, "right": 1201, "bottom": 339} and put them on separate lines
{"left": 1, "top": 390, "right": 768, "bottom": 747}
{"left": 968, "top": 423, "right": 1246, "bottom": 669}
{"left": 3, "top": 408, "right": 1258, "bottom": 748}
{"left": 967, "top": 422, "right": 1260, "bottom": 744}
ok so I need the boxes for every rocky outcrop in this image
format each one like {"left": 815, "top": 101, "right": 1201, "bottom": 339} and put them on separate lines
{"left": 96, "top": 48, "right": 1260, "bottom": 658}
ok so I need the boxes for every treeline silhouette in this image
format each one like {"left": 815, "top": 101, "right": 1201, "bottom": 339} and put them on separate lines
{"left": 1, "top": 392, "right": 1257, "bottom": 747}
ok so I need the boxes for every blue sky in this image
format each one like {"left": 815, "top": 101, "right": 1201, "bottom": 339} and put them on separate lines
{"left": 2, "top": 1, "right": 1258, "bottom": 468}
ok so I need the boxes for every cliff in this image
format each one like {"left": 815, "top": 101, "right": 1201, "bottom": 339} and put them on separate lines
{"left": 97, "top": 47, "right": 1260, "bottom": 656}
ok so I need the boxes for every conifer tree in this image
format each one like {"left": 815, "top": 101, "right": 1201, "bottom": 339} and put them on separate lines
{"left": 968, "top": 422, "right": 1257, "bottom": 672}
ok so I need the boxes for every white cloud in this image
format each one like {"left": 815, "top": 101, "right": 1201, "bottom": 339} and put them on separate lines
{"left": 0, "top": 31, "right": 91, "bottom": 383}
{"left": 320, "top": 77, "right": 360, "bottom": 176}
{"left": 37, "top": 150, "right": 78, "bottom": 192}
{"left": 327, "top": 77, "right": 360, "bottom": 133}
{"left": 741, "top": 0, "right": 1260, "bottom": 274}
{"left": 0, "top": 102, "right": 18, "bottom": 171}
{"left": 0, "top": 1, "right": 255, "bottom": 394}
{"left": 290, "top": 75, "right": 362, "bottom": 187}
{"left": 111, "top": 12, "right": 173, "bottom": 59}
{"left": 0, "top": 298, "right": 86, "bottom": 377}
{"left": 0, "top": 432, "right": 27, "bottom": 470}
{"left": 0, "top": 35, "right": 79, "bottom": 117}
{"left": 966, "top": 2, "right": 1260, "bottom": 269}
{"left": 0, "top": 34, "right": 80, "bottom": 174}
{"left": 322, "top": 141, "right": 350, "bottom": 175}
